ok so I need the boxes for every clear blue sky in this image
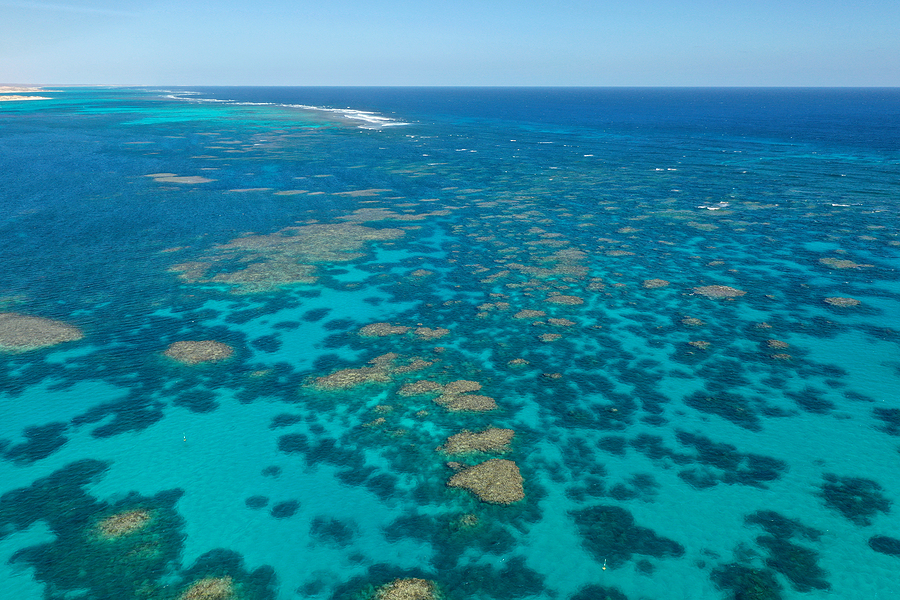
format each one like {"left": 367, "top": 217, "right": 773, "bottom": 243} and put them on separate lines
{"left": 2, "top": 0, "right": 898, "bottom": 86}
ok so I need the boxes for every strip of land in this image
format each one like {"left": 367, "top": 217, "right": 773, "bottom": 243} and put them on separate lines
{"left": 0, "top": 86, "right": 52, "bottom": 101}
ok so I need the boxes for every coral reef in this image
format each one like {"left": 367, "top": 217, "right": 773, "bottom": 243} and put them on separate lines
{"left": 570, "top": 504, "right": 685, "bottom": 568}
{"left": 819, "top": 257, "right": 870, "bottom": 269}
{"left": 545, "top": 294, "right": 584, "bottom": 305}
{"left": 394, "top": 378, "right": 496, "bottom": 412}
{"left": 1, "top": 461, "right": 189, "bottom": 599}
{"left": 178, "top": 576, "right": 235, "bottom": 600}
{"left": 711, "top": 564, "right": 783, "bottom": 600}
{"left": 732, "top": 510, "right": 831, "bottom": 592}
{"left": 642, "top": 279, "right": 670, "bottom": 288}
{"left": 360, "top": 323, "right": 411, "bottom": 337}
{"left": 358, "top": 323, "right": 449, "bottom": 340}
{"left": 414, "top": 327, "right": 449, "bottom": 340}
{"left": 547, "top": 318, "right": 575, "bottom": 326}
{"left": 95, "top": 508, "right": 152, "bottom": 539}
{"left": 164, "top": 341, "right": 234, "bottom": 365}
{"left": 170, "top": 223, "right": 404, "bottom": 292}
{"left": 434, "top": 393, "right": 497, "bottom": 413}
{"left": 869, "top": 535, "right": 900, "bottom": 556}
{"left": 692, "top": 285, "right": 746, "bottom": 298}
{"left": 820, "top": 474, "right": 891, "bottom": 526}
{"left": 447, "top": 459, "right": 524, "bottom": 504}
{"left": 514, "top": 309, "right": 546, "bottom": 319}
{"left": 571, "top": 585, "right": 630, "bottom": 600}
{"left": 0, "top": 312, "right": 83, "bottom": 351}
{"left": 438, "top": 428, "right": 515, "bottom": 455}
{"left": 824, "top": 297, "right": 861, "bottom": 307}
{"left": 310, "top": 353, "right": 431, "bottom": 390}
{"left": 398, "top": 380, "right": 444, "bottom": 396}
{"left": 443, "top": 380, "right": 482, "bottom": 394}
{"left": 373, "top": 578, "right": 437, "bottom": 600}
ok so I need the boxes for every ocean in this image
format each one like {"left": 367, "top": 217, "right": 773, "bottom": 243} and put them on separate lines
{"left": 0, "top": 86, "right": 899, "bottom": 600}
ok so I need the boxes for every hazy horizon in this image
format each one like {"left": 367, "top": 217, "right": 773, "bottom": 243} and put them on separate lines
{"left": 2, "top": 0, "right": 898, "bottom": 87}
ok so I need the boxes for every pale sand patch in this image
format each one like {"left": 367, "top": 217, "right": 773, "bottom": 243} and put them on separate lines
{"left": 0, "top": 86, "right": 45, "bottom": 93}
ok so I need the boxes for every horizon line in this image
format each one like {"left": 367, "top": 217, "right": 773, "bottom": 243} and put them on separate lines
{"left": 7, "top": 83, "right": 900, "bottom": 90}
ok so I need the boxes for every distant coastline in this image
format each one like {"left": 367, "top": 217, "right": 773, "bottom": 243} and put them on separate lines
{"left": 0, "top": 86, "right": 52, "bottom": 101}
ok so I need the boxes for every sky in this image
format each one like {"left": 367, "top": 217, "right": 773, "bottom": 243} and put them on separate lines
{"left": 2, "top": 0, "right": 899, "bottom": 86}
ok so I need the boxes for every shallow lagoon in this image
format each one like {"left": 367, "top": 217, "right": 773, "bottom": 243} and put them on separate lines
{"left": 1, "top": 87, "right": 899, "bottom": 600}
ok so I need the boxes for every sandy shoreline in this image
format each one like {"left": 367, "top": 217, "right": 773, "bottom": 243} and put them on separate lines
{"left": 0, "top": 86, "right": 52, "bottom": 102}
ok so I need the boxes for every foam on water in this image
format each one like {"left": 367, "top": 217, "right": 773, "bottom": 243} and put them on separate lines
{"left": 163, "top": 89, "right": 411, "bottom": 129}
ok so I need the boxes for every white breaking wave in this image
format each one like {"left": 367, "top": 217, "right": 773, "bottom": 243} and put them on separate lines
{"left": 697, "top": 202, "right": 730, "bottom": 210}
{"left": 161, "top": 91, "right": 409, "bottom": 129}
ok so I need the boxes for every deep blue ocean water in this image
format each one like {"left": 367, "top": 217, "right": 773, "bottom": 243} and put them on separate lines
{"left": 1, "top": 87, "right": 899, "bottom": 600}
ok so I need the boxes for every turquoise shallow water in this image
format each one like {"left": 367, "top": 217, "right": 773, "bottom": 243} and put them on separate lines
{"left": 1, "top": 87, "right": 899, "bottom": 600}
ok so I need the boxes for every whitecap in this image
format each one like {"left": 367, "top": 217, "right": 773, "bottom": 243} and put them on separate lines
{"left": 162, "top": 92, "right": 408, "bottom": 129}
{"left": 697, "top": 202, "right": 730, "bottom": 210}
